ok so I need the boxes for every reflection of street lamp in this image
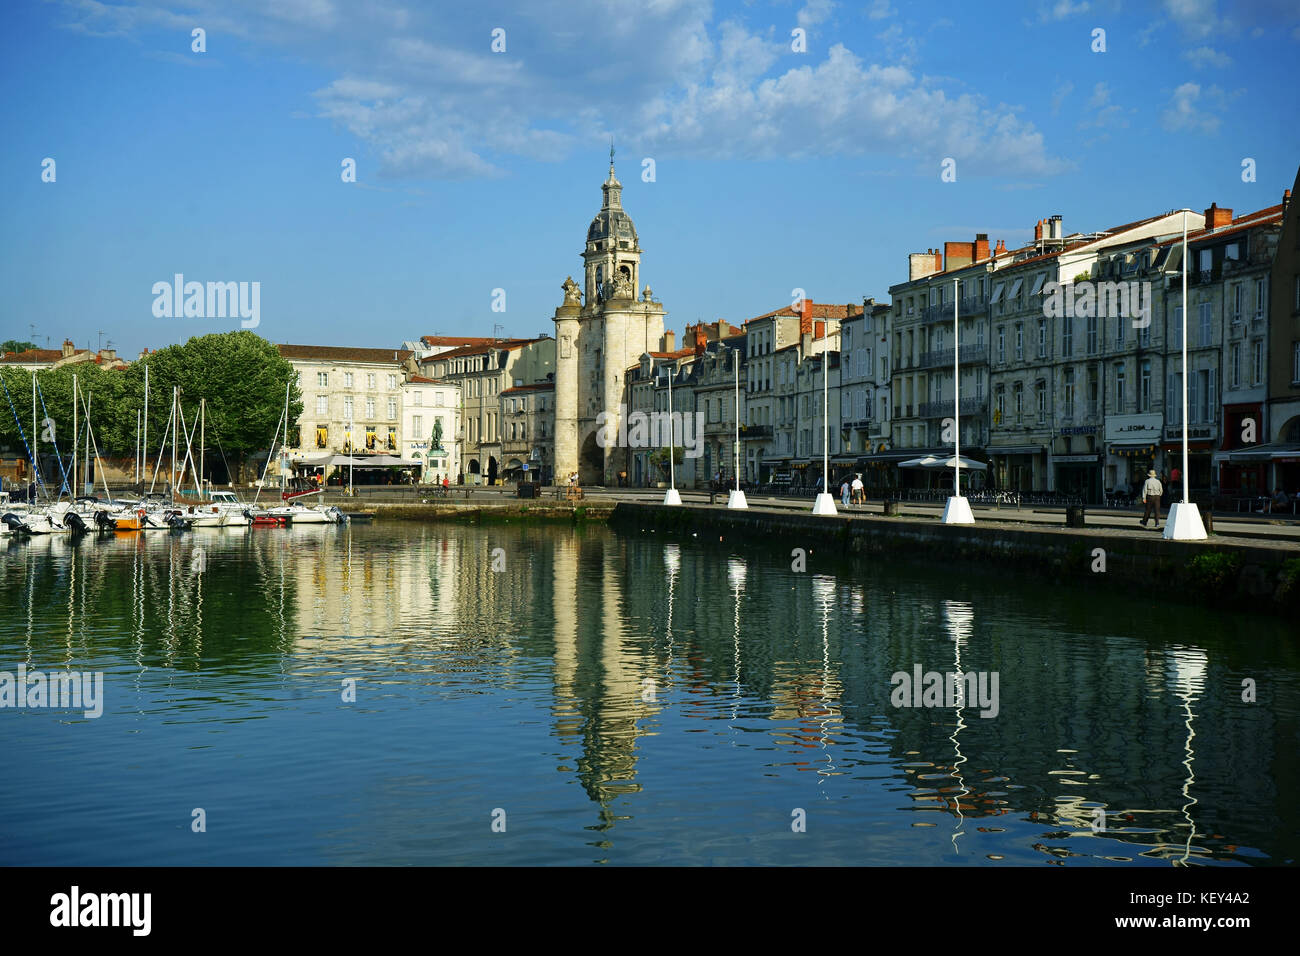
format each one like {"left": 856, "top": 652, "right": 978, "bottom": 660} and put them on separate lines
{"left": 727, "top": 345, "right": 748, "bottom": 509}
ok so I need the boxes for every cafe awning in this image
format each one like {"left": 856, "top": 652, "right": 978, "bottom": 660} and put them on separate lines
{"left": 1227, "top": 442, "right": 1300, "bottom": 462}
{"left": 988, "top": 444, "right": 1044, "bottom": 456}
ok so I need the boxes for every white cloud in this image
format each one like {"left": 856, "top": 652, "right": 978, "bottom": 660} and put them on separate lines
{"left": 1040, "top": 0, "right": 1090, "bottom": 22}
{"left": 1050, "top": 80, "right": 1073, "bottom": 115}
{"left": 1182, "top": 45, "right": 1232, "bottom": 68}
{"left": 1077, "top": 82, "right": 1127, "bottom": 136}
{"left": 797, "top": 0, "right": 835, "bottom": 28}
{"left": 1160, "top": 81, "right": 1230, "bottom": 134}
{"left": 867, "top": 0, "right": 895, "bottom": 20}
{"left": 1162, "top": 0, "right": 1218, "bottom": 38}
{"left": 52, "top": 0, "right": 1062, "bottom": 179}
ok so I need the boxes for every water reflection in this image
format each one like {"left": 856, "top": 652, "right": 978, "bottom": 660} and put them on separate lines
{"left": 0, "top": 524, "right": 1296, "bottom": 866}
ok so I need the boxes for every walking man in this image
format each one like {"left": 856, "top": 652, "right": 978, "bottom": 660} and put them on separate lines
{"left": 1140, "top": 469, "right": 1163, "bottom": 529}
{"left": 851, "top": 473, "right": 865, "bottom": 505}
{"left": 840, "top": 478, "right": 850, "bottom": 507}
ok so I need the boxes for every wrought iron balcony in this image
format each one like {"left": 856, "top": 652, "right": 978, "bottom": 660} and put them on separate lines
{"left": 739, "top": 424, "right": 773, "bottom": 438}
{"left": 917, "top": 396, "right": 988, "bottom": 418}
{"left": 915, "top": 344, "right": 989, "bottom": 369}
{"left": 919, "top": 296, "right": 988, "bottom": 324}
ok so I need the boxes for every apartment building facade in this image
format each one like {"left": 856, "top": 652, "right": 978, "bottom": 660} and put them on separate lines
{"left": 416, "top": 337, "right": 555, "bottom": 484}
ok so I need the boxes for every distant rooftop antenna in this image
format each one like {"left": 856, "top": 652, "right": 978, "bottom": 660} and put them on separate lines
{"left": 493, "top": 323, "right": 504, "bottom": 341}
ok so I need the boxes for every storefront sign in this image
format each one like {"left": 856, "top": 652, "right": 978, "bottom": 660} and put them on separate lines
{"left": 1104, "top": 413, "right": 1162, "bottom": 443}
{"left": 1058, "top": 425, "right": 1096, "bottom": 436}
{"left": 1165, "top": 425, "right": 1213, "bottom": 440}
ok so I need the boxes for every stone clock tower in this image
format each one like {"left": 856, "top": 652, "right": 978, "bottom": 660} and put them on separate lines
{"left": 554, "top": 153, "right": 667, "bottom": 485}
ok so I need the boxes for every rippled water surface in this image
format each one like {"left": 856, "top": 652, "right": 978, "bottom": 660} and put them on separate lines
{"left": 1, "top": 522, "right": 1296, "bottom": 865}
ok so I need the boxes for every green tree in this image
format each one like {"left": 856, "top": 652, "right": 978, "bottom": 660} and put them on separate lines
{"left": 0, "top": 332, "right": 300, "bottom": 488}
{"left": 1, "top": 340, "right": 39, "bottom": 354}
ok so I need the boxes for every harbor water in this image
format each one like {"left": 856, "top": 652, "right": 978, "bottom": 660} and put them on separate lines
{"left": 1, "top": 522, "right": 1296, "bottom": 866}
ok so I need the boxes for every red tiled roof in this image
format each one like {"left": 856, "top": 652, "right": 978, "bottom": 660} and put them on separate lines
{"left": 277, "top": 344, "right": 413, "bottom": 364}
{"left": 743, "top": 303, "right": 861, "bottom": 325}
{"left": 1151, "top": 204, "right": 1284, "bottom": 249}
{"left": 420, "top": 338, "right": 547, "bottom": 360}
{"left": 0, "top": 349, "right": 63, "bottom": 363}
{"left": 501, "top": 383, "right": 555, "bottom": 394}
{"left": 420, "top": 336, "right": 499, "bottom": 348}
{"left": 407, "top": 374, "right": 448, "bottom": 384}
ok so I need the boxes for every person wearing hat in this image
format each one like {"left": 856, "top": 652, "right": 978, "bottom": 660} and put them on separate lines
{"left": 1140, "top": 469, "right": 1164, "bottom": 529}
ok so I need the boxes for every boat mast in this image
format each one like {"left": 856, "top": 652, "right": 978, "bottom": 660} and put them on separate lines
{"left": 200, "top": 397, "right": 206, "bottom": 499}
{"left": 85, "top": 390, "right": 92, "bottom": 493}
{"left": 171, "top": 385, "right": 178, "bottom": 504}
{"left": 142, "top": 363, "right": 149, "bottom": 489}
{"left": 72, "top": 374, "right": 78, "bottom": 498}
{"left": 282, "top": 381, "right": 290, "bottom": 495}
{"left": 32, "top": 372, "right": 39, "bottom": 502}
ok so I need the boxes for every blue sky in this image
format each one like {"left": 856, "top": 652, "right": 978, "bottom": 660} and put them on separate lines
{"left": 2, "top": 0, "right": 1297, "bottom": 357}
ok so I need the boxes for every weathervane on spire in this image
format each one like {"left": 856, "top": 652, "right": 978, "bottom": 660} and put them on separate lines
{"left": 609, "top": 138, "right": 615, "bottom": 170}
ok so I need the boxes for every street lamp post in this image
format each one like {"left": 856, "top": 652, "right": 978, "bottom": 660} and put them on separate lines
{"left": 663, "top": 359, "right": 681, "bottom": 505}
{"left": 812, "top": 323, "right": 837, "bottom": 515}
{"left": 728, "top": 345, "right": 748, "bottom": 509}
{"left": 1166, "top": 209, "right": 1208, "bottom": 540}
{"left": 943, "top": 277, "right": 975, "bottom": 524}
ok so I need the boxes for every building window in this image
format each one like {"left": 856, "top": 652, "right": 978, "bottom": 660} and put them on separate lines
{"left": 1230, "top": 343, "right": 1241, "bottom": 388}
{"left": 1253, "top": 340, "right": 1264, "bottom": 384}
{"left": 1116, "top": 312, "right": 1125, "bottom": 347}
{"left": 995, "top": 387, "right": 1005, "bottom": 424}
{"left": 367, "top": 373, "right": 376, "bottom": 389}
{"left": 1086, "top": 314, "right": 1097, "bottom": 354}
{"left": 1015, "top": 323, "right": 1023, "bottom": 360}
{"left": 413, "top": 414, "right": 423, "bottom": 439}
{"left": 414, "top": 392, "right": 422, "bottom": 406}
{"left": 1140, "top": 359, "right": 1151, "bottom": 411}
{"left": 1231, "top": 284, "right": 1243, "bottom": 323}
{"left": 1038, "top": 318, "right": 1047, "bottom": 358}
{"left": 366, "top": 398, "right": 375, "bottom": 418}
{"left": 387, "top": 398, "right": 397, "bottom": 419}
{"left": 997, "top": 326, "right": 1005, "bottom": 364}
{"left": 344, "top": 372, "right": 353, "bottom": 388}
{"left": 343, "top": 397, "right": 353, "bottom": 418}
{"left": 316, "top": 395, "right": 328, "bottom": 415}
{"left": 387, "top": 427, "right": 396, "bottom": 450}
{"left": 1035, "top": 382, "right": 1046, "bottom": 423}
{"left": 366, "top": 426, "right": 376, "bottom": 450}
{"left": 1199, "top": 302, "right": 1212, "bottom": 346}
{"left": 1063, "top": 367, "right": 1075, "bottom": 418}
{"left": 316, "top": 425, "right": 328, "bottom": 448}
{"left": 387, "top": 374, "right": 397, "bottom": 390}
{"left": 1293, "top": 341, "right": 1300, "bottom": 384}
{"left": 317, "top": 372, "right": 328, "bottom": 387}
{"left": 1173, "top": 306, "right": 1183, "bottom": 343}
{"left": 1114, "top": 364, "right": 1126, "bottom": 412}
{"left": 1062, "top": 316, "right": 1073, "bottom": 356}
{"left": 435, "top": 392, "right": 444, "bottom": 406}
{"left": 1255, "top": 280, "right": 1266, "bottom": 320}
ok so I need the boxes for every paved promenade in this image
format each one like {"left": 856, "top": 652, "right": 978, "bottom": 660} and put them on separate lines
{"left": 319, "top": 484, "right": 1300, "bottom": 547}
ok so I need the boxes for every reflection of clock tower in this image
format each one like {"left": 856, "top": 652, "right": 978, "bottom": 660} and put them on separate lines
{"left": 554, "top": 152, "right": 667, "bottom": 486}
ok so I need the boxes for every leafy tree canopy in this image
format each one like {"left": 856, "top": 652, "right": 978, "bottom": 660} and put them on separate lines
{"left": 0, "top": 332, "right": 301, "bottom": 479}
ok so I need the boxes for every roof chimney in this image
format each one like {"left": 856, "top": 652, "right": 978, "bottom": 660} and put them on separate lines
{"left": 1204, "top": 203, "right": 1233, "bottom": 229}
{"left": 814, "top": 319, "right": 825, "bottom": 340}
{"left": 61, "top": 339, "right": 76, "bottom": 358}
{"left": 661, "top": 330, "right": 675, "bottom": 353}
{"left": 975, "top": 233, "right": 990, "bottom": 261}
{"left": 1050, "top": 215, "right": 1063, "bottom": 240}
{"left": 1034, "top": 219, "right": 1043, "bottom": 242}
{"left": 693, "top": 323, "right": 707, "bottom": 355}
{"left": 798, "top": 298, "right": 813, "bottom": 336}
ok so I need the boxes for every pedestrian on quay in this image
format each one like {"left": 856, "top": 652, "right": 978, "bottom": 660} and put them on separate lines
{"left": 851, "top": 473, "right": 864, "bottom": 505}
{"left": 840, "top": 478, "right": 850, "bottom": 507}
{"left": 1140, "top": 469, "right": 1164, "bottom": 530}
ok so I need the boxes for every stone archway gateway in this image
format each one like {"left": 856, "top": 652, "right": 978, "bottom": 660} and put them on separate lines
{"left": 579, "top": 431, "right": 602, "bottom": 485}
